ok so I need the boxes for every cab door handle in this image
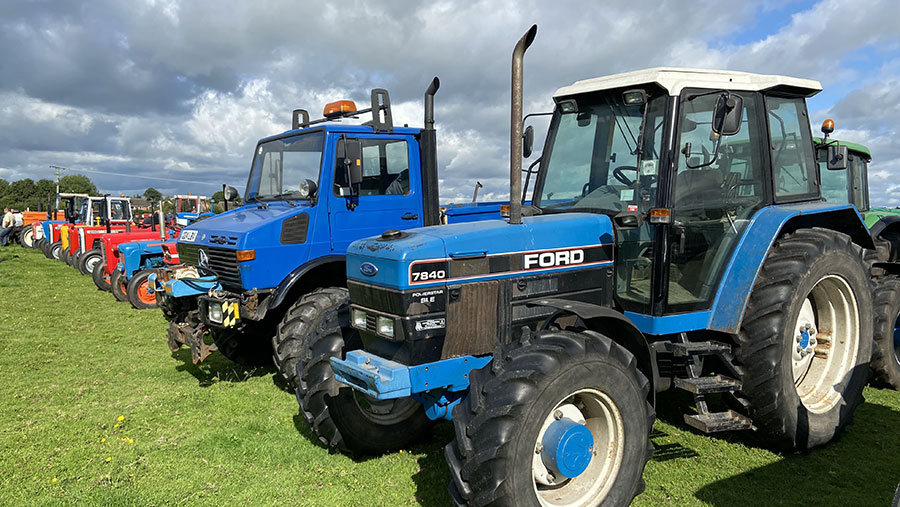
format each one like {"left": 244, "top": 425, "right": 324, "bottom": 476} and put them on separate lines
{"left": 401, "top": 213, "right": 419, "bottom": 220}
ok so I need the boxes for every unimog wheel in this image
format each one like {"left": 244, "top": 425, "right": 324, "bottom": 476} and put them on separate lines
{"left": 295, "top": 287, "right": 433, "bottom": 454}
{"left": 79, "top": 248, "right": 102, "bottom": 276}
{"left": 210, "top": 322, "right": 274, "bottom": 366}
{"left": 872, "top": 276, "right": 900, "bottom": 390}
{"left": 446, "top": 329, "right": 654, "bottom": 507}
{"left": 111, "top": 270, "right": 129, "bottom": 302}
{"left": 49, "top": 241, "right": 62, "bottom": 260}
{"left": 92, "top": 262, "right": 111, "bottom": 291}
{"left": 126, "top": 270, "right": 158, "bottom": 310}
{"left": 275, "top": 287, "right": 344, "bottom": 389}
{"left": 737, "top": 228, "right": 872, "bottom": 450}
{"left": 20, "top": 227, "right": 34, "bottom": 248}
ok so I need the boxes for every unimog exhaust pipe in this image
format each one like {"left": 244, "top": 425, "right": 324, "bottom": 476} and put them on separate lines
{"left": 422, "top": 77, "right": 441, "bottom": 226}
{"left": 509, "top": 24, "right": 537, "bottom": 225}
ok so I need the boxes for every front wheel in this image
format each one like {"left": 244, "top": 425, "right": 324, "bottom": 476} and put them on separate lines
{"left": 872, "top": 276, "right": 900, "bottom": 390}
{"left": 210, "top": 321, "right": 274, "bottom": 366}
{"left": 49, "top": 241, "right": 62, "bottom": 260}
{"left": 92, "top": 262, "right": 111, "bottom": 291}
{"left": 126, "top": 270, "right": 158, "bottom": 309}
{"left": 111, "top": 270, "right": 129, "bottom": 302}
{"left": 446, "top": 329, "right": 654, "bottom": 507}
{"left": 20, "top": 227, "right": 34, "bottom": 248}
{"left": 79, "top": 249, "right": 102, "bottom": 276}
{"left": 737, "top": 229, "right": 872, "bottom": 450}
{"left": 295, "top": 287, "right": 433, "bottom": 454}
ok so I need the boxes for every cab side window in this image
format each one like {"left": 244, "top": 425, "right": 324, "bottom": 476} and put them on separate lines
{"left": 335, "top": 139, "right": 410, "bottom": 196}
{"left": 767, "top": 96, "right": 818, "bottom": 201}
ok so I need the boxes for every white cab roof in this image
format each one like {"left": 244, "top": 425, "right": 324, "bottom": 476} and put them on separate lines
{"left": 553, "top": 67, "right": 822, "bottom": 98}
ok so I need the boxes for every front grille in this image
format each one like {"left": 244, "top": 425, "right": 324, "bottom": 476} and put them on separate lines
{"left": 209, "top": 235, "right": 238, "bottom": 246}
{"left": 365, "top": 313, "right": 378, "bottom": 333}
{"left": 177, "top": 243, "right": 242, "bottom": 290}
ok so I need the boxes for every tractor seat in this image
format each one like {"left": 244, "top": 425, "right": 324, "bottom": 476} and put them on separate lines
{"left": 674, "top": 169, "right": 724, "bottom": 216}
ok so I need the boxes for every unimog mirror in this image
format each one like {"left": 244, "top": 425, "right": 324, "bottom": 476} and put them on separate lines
{"left": 523, "top": 125, "right": 534, "bottom": 158}
{"left": 712, "top": 93, "right": 743, "bottom": 136}
{"left": 343, "top": 138, "right": 363, "bottom": 187}
{"left": 826, "top": 144, "right": 848, "bottom": 171}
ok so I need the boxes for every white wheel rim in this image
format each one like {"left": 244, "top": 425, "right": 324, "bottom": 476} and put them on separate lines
{"left": 791, "top": 274, "right": 860, "bottom": 414}
{"left": 532, "top": 388, "right": 624, "bottom": 506}
{"left": 23, "top": 229, "right": 33, "bottom": 247}
{"left": 85, "top": 256, "right": 99, "bottom": 273}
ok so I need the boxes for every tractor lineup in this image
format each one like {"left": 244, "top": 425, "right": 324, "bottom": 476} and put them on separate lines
{"left": 19, "top": 26, "right": 900, "bottom": 506}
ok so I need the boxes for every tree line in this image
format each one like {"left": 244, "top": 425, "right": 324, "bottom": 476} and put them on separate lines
{"left": 0, "top": 175, "right": 98, "bottom": 211}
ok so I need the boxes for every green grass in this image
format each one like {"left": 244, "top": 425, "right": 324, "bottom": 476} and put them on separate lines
{"left": 1, "top": 244, "right": 899, "bottom": 505}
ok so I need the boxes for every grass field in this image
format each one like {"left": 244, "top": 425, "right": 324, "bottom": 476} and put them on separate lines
{"left": 1, "top": 244, "right": 899, "bottom": 506}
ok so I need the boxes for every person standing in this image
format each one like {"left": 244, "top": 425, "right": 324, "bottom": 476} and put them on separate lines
{"left": 0, "top": 208, "right": 14, "bottom": 246}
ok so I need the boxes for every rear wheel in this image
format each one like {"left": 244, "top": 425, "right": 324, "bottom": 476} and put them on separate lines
{"left": 296, "top": 287, "right": 433, "bottom": 454}
{"left": 737, "top": 229, "right": 872, "bottom": 450}
{"left": 446, "top": 329, "right": 654, "bottom": 506}
{"left": 92, "top": 262, "right": 111, "bottom": 291}
{"left": 79, "top": 248, "right": 102, "bottom": 275}
{"left": 111, "top": 270, "right": 129, "bottom": 302}
{"left": 872, "top": 276, "right": 900, "bottom": 390}
{"left": 126, "top": 270, "right": 158, "bottom": 309}
{"left": 210, "top": 322, "right": 274, "bottom": 366}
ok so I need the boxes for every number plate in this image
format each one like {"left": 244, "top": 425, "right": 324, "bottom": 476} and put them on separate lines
{"left": 180, "top": 230, "right": 198, "bottom": 242}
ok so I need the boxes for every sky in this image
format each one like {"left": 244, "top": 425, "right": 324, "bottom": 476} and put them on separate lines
{"left": 1, "top": 0, "right": 899, "bottom": 205}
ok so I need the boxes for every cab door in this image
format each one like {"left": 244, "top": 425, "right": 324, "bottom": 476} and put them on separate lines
{"left": 327, "top": 134, "right": 424, "bottom": 253}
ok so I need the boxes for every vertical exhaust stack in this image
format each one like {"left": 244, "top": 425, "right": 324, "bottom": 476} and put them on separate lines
{"left": 422, "top": 77, "right": 441, "bottom": 226}
{"left": 509, "top": 24, "right": 537, "bottom": 225}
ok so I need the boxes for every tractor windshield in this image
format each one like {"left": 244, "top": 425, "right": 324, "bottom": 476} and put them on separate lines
{"left": 246, "top": 131, "right": 324, "bottom": 201}
{"left": 534, "top": 90, "right": 667, "bottom": 214}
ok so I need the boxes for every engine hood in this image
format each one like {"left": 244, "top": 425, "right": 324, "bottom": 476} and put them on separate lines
{"left": 347, "top": 213, "right": 616, "bottom": 291}
{"left": 177, "top": 201, "right": 311, "bottom": 248}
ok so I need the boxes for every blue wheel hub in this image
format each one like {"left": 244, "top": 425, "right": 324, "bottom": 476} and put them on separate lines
{"left": 541, "top": 418, "right": 593, "bottom": 479}
{"left": 799, "top": 329, "right": 811, "bottom": 349}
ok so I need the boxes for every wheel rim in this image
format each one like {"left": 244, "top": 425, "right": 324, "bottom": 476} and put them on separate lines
{"left": 23, "top": 229, "right": 33, "bottom": 247}
{"left": 791, "top": 274, "right": 860, "bottom": 414}
{"left": 137, "top": 279, "right": 156, "bottom": 305}
{"left": 531, "top": 388, "right": 625, "bottom": 506}
{"left": 351, "top": 392, "right": 420, "bottom": 425}
{"left": 85, "top": 255, "right": 100, "bottom": 273}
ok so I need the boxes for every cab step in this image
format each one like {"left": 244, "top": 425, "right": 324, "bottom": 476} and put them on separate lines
{"left": 684, "top": 410, "right": 754, "bottom": 433}
{"left": 674, "top": 374, "right": 742, "bottom": 394}
{"left": 670, "top": 340, "right": 731, "bottom": 357}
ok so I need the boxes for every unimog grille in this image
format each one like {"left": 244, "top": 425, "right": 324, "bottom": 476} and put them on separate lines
{"left": 177, "top": 244, "right": 242, "bottom": 290}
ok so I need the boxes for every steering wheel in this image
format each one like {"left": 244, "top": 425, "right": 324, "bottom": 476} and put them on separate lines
{"left": 613, "top": 166, "right": 639, "bottom": 186}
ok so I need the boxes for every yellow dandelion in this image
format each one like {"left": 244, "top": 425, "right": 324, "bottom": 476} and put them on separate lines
{"left": 113, "top": 423, "right": 119, "bottom": 429}
{"left": 51, "top": 477, "right": 57, "bottom": 483}
{"left": 100, "top": 438, "right": 106, "bottom": 443}
{"left": 105, "top": 457, "right": 112, "bottom": 462}
{"left": 128, "top": 438, "right": 134, "bottom": 444}
{"left": 117, "top": 416, "right": 124, "bottom": 422}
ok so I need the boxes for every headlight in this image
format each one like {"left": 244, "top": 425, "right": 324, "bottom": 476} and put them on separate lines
{"left": 376, "top": 316, "right": 394, "bottom": 338}
{"left": 351, "top": 308, "right": 367, "bottom": 330}
{"left": 208, "top": 302, "right": 224, "bottom": 324}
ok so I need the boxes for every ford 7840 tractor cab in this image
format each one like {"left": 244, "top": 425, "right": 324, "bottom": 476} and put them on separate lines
{"left": 327, "top": 26, "right": 884, "bottom": 506}
{"left": 155, "top": 81, "right": 507, "bottom": 385}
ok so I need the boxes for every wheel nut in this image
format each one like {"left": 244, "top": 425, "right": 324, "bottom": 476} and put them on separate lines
{"left": 554, "top": 410, "right": 563, "bottom": 420}
{"left": 796, "top": 335, "right": 802, "bottom": 343}
{"left": 796, "top": 345, "right": 803, "bottom": 354}
{"left": 535, "top": 444, "right": 543, "bottom": 454}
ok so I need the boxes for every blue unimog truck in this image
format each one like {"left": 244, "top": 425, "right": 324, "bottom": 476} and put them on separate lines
{"left": 326, "top": 26, "right": 898, "bottom": 505}
{"left": 154, "top": 80, "right": 507, "bottom": 387}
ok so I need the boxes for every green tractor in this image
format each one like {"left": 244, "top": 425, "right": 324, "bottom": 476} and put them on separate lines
{"left": 817, "top": 127, "right": 900, "bottom": 389}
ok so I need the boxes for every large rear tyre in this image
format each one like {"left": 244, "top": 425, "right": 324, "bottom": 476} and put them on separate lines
{"left": 872, "top": 276, "right": 900, "bottom": 390}
{"left": 92, "top": 262, "right": 111, "bottom": 291}
{"left": 49, "top": 241, "right": 62, "bottom": 260}
{"left": 295, "top": 287, "right": 433, "bottom": 454}
{"left": 446, "top": 329, "right": 654, "bottom": 506}
{"left": 210, "top": 322, "right": 274, "bottom": 366}
{"left": 126, "top": 270, "right": 158, "bottom": 309}
{"left": 275, "top": 287, "right": 343, "bottom": 389}
{"left": 111, "top": 270, "right": 129, "bottom": 302}
{"left": 737, "top": 228, "right": 872, "bottom": 450}
{"left": 79, "top": 248, "right": 102, "bottom": 276}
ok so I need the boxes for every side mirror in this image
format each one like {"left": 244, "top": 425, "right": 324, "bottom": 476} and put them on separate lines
{"left": 712, "top": 93, "right": 743, "bottom": 136}
{"left": 223, "top": 185, "right": 239, "bottom": 201}
{"left": 343, "top": 139, "right": 363, "bottom": 186}
{"left": 826, "top": 144, "right": 848, "bottom": 171}
{"left": 523, "top": 125, "right": 534, "bottom": 158}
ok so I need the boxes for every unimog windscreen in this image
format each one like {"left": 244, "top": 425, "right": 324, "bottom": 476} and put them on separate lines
{"left": 245, "top": 130, "right": 325, "bottom": 202}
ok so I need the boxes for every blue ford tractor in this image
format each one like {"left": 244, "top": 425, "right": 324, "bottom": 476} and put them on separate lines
{"left": 327, "top": 26, "right": 882, "bottom": 505}
{"left": 154, "top": 80, "right": 507, "bottom": 379}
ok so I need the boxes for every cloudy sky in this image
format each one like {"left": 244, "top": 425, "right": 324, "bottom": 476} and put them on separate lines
{"left": 1, "top": 0, "right": 899, "bottom": 204}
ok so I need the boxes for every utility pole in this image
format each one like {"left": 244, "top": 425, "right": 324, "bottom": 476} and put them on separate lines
{"left": 50, "top": 165, "right": 67, "bottom": 195}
